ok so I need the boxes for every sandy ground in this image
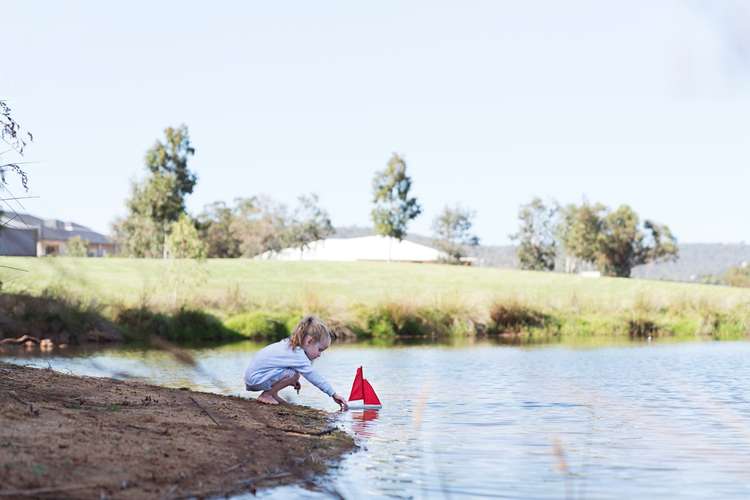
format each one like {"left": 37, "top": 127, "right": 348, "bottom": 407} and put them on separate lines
{"left": 0, "top": 362, "right": 355, "bottom": 499}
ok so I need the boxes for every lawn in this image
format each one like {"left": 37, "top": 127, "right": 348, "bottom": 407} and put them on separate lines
{"left": 2, "top": 257, "right": 748, "bottom": 317}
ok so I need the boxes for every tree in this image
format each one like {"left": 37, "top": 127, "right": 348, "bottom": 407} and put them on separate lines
{"left": 166, "top": 214, "right": 207, "bottom": 259}
{"left": 230, "top": 196, "right": 290, "bottom": 257}
{"left": 112, "top": 213, "right": 162, "bottom": 258}
{"left": 286, "top": 194, "right": 334, "bottom": 254}
{"left": 371, "top": 153, "right": 422, "bottom": 241}
{"left": 65, "top": 236, "right": 88, "bottom": 257}
{"left": 559, "top": 201, "right": 678, "bottom": 277}
{"left": 113, "top": 125, "right": 196, "bottom": 257}
{"left": 510, "top": 198, "right": 558, "bottom": 271}
{"left": 145, "top": 125, "right": 196, "bottom": 198}
{"left": 198, "top": 201, "right": 242, "bottom": 258}
{"left": 595, "top": 205, "right": 678, "bottom": 277}
{"left": 724, "top": 264, "right": 750, "bottom": 288}
{"left": 432, "top": 205, "right": 479, "bottom": 263}
{"left": 558, "top": 201, "right": 607, "bottom": 269}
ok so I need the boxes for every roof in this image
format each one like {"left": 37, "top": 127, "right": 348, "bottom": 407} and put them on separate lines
{"left": 256, "top": 235, "right": 447, "bottom": 262}
{"left": 0, "top": 212, "right": 112, "bottom": 245}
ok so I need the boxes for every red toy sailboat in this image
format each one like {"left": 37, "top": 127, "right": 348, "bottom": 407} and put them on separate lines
{"left": 347, "top": 366, "right": 382, "bottom": 410}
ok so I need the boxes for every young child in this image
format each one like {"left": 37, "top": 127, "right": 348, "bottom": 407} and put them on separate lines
{"left": 244, "top": 315, "right": 348, "bottom": 410}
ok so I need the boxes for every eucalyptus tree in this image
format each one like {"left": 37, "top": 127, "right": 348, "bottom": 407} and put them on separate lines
{"left": 432, "top": 205, "right": 479, "bottom": 263}
{"left": 371, "top": 153, "right": 422, "bottom": 242}
{"left": 510, "top": 197, "right": 558, "bottom": 271}
{"left": 286, "top": 193, "right": 334, "bottom": 255}
{"left": 114, "top": 125, "right": 196, "bottom": 257}
{"left": 559, "top": 201, "right": 678, "bottom": 277}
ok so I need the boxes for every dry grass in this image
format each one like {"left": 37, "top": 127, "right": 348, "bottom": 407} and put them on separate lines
{"left": 1, "top": 258, "right": 748, "bottom": 341}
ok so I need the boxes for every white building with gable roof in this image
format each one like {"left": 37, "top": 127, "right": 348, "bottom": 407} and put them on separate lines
{"left": 256, "top": 235, "right": 448, "bottom": 262}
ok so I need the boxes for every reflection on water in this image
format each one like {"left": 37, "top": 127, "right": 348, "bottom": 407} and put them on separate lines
{"left": 3, "top": 338, "right": 750, "bottom": 499}
{"left": 351, "top": 409, "right": 379, "bottom": 438}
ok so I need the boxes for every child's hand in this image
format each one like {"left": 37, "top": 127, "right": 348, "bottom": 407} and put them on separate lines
{"left": 294, "top": 381, "right": 301, "bottom": 395}
{"left": 332, "top": 393, "right": 348, "bottom": 411}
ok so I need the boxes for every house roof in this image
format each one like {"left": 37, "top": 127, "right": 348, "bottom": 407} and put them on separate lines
{"left": 0, "top": 212, "right": 112, "bottom": 245}
{"left": 256, "top": 235, "right": 447, "bottom": 262}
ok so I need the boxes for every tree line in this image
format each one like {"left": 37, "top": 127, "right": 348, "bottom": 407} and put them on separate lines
{"left": 511, "top": 198, "right": 678, "bottom": 277}
{"left": 111, "top": 124, "right": 677, "bottom": 277}
{"left": 112, "top": 125, "right": 479, "bottom": 263}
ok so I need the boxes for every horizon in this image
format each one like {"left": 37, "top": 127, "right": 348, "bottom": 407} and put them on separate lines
{"left": 3, "top": 1, "right": 750, "bottom": 245}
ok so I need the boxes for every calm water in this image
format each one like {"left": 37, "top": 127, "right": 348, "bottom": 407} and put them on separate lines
{"left": 4, "top": 339, "right": 750, "bottom": 499}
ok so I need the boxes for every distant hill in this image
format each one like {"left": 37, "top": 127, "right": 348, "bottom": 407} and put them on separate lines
{"left": 333, "top": 226, "right": 749, "bottom": 282}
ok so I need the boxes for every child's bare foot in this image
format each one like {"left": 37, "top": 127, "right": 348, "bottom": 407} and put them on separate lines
{"left": 257, "top": 392, "right": 279, "bottom": 405}
{"left": 272, "top": 393, "right": 288, "bottom": 405}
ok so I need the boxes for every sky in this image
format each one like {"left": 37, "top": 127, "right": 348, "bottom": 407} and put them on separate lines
{"left": 3, "top": 1, "right": 749, "bottom": 245}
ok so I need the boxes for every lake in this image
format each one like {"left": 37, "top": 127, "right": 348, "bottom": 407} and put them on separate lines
{"left": 3, "top": 338, "right": 750, "bottom": 499}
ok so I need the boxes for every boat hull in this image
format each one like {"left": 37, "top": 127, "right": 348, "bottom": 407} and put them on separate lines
{"left": 347, "top": 400, "right": 382, "bottom": 410}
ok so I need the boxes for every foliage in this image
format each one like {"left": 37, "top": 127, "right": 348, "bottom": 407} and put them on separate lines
{"left": 431, "top": 205, "right": 479, "bottom": 263}
{"left": 371, "top": 153, "right": 422, "bottom": 241}
{"left": 286, "top": 194, "right": 334, "bottom": 253}
{"left": 115, "top": 307, "right": 240, "bottom": 343}
{"left": 113, "top": 125, "right": 196, "bottom": 257}
{"left": 197, "top": 201, "right": 242, "bottom": 258}
{"left": 559, "top": 202, "right": 678, "bottom": 277}
{"left": 488, "top": 301, "right": 552, "bottom": 333}
{"left": 0, "top": 100, "right": 32, "bottom": 191}
{"left": 510, "top": 198, "right": 558, "bottom": 271}
{"left": 596, "top": 206, "right": 678, "bottom": 277}
{"left": 724, "top": 265, "right": 750, "bottom": 288}
{"left": 144, "top": 124, "right": 196, "bottom": 198}
{"left": 112, "top": 213, "right": 163, "bottom": 258}
{"left": 223, "top": 311, "right": 293, "bottom": 340}
{"left": 199, "top": 194, "right": 333, "bottom": 258}
{"left": 356, "top": 302, "right": 461, "bottom": 339}
{"left": 230, "top": 196, "right": 290, "bottom": 257}
{"left": 558, "top": 201, "right": 606, "bottom": 265}
{"left": 65, "top": 236, "right": 89, "bottom": 257}
{"left": 166, "top": 214, "right": 207, "bottom": 259}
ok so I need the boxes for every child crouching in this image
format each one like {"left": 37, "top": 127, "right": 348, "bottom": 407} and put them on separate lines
{"left": 244, "top": 315, "right": 348, "bottom": 410}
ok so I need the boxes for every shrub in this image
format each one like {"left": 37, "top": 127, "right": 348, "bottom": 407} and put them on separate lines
{"left": 224, "top": 311, "right": 292, "bottom": 340}
{"left": 488, "top": 301, "right": 551, "bottom": 333}
{"left": 0, "top": 290, "right": 116, "bottom": 344}
{"left": 626, "top": 317, "right": 660, "bottom": 337}
{"left": 116, "top": 307, "right": 239, "bottom": 343}
{"left": 355, "top": 302, "right": 473, "bottom": 339}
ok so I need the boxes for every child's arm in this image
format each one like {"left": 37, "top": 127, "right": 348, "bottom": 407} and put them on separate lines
{"left": 296, "top": 364, "right": 348, "bottom": 410}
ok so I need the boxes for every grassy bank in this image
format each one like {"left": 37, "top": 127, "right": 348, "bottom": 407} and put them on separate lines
{"left": 1, "top": 257, "right": 749, "bottom": 342}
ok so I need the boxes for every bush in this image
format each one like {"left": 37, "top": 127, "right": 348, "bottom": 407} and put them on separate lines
{"left": 224, "top": 311, "right": 293, "bottom": 340}
{"left": 0, "top": 290, "right": 117, "bottom": 344}
{"left": 626, "top": 317, "right": 660, "bottom": 337}
{"left": 116, "top": 307, "right": 240, "bottom": 343}
{"left": 488, "top": 301, "right": 552, "bottom": 333}
{"left": 355, "top": 303, "right": 470, "bottom": 339}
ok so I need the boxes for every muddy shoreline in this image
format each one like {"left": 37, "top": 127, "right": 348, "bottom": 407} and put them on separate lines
{"left": 0, "top": 362, "right": 355, "bottom": 499}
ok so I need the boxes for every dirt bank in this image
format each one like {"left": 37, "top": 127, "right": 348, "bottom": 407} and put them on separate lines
{"left": 0, "top": 362, "right": 355, "bottom": 499}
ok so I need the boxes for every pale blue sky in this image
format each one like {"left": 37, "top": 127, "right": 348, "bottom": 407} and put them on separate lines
{"left": 3, "top": 1, "right": 749, "bottom": 244}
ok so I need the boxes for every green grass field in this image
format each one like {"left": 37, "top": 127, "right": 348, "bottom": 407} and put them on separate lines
{"left": 2, "top": 257, "right": 749, "bottom": 340}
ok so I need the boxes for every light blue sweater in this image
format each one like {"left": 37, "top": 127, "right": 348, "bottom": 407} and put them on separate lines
{"left": 244, "top": 338, "right": 336, "bottom": 396}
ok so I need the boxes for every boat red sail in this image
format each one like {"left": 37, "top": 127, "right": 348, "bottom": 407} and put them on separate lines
{"left": 362, "top": 379, "right": 381, "bottom": 406}
{"left": 348, "top": 366, "right": 382, "bottom": 409}
{"left": 348, "top": 366, "right": 364, "bottom": 401}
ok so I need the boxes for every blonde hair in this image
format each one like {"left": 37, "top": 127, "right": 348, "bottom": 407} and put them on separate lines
{"left": 289, "top": 315, "right": 331, "bottom": 349}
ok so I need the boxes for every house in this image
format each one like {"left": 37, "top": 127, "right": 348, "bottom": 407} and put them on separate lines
{"left": 0, "top": 212, "right": 114, "bottom": 257}
{"left": 255, "top": 235, "right": 449, "bottom": 263}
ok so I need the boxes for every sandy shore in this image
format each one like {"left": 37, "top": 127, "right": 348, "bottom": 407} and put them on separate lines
{"left": 0, "top": 362, "right": 354, "bottom": 499}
